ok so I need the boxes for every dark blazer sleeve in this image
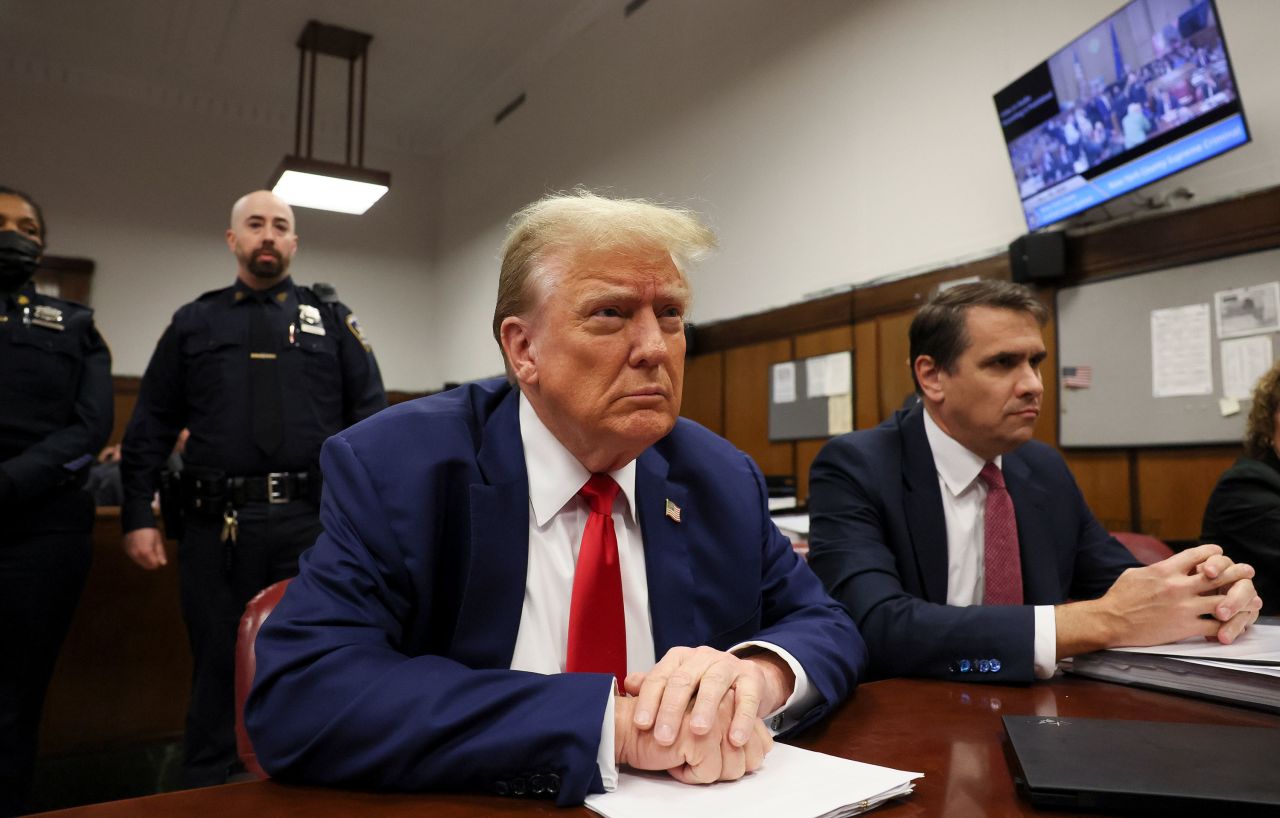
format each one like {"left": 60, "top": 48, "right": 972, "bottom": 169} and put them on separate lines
{"left": 1201, "top": 457, "right": 1280, "bottom": 615}
{"left": 807, "top": 434, "right": 1038, "bottom": 682}
{"left": 245, "top": 431, "right": 614, "bottom": 805}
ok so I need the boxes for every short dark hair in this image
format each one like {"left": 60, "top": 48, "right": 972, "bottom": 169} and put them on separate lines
{"left": 0, "top": 185, "right": 46, "bottom": 243}
{"left": 908, "top": 280, "right": 1048, "bottom": 393}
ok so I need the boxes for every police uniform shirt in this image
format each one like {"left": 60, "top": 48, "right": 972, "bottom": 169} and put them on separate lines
{"left": 120, "top": 276, "right": 385, "bottom": 531}
{"left": 0, "top": 284, "right": 113, "bottom": 505}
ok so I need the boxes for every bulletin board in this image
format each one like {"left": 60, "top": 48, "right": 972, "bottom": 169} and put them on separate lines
{"left": 1056, "top": 247, "right": 1280, "bottom": 447}
{"left": 768, "top": 351, "right": 855, "bottom": 441}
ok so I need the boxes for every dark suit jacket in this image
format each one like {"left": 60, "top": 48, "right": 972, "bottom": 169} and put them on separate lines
{"left": 245, "top": 378, "right": 865, "bottom": 805}
{"left": 1201, "top": 452, "right": 1280, "bottom": 616}
{"left": 807, "top": 403, "right": 1137, "bottom": 683}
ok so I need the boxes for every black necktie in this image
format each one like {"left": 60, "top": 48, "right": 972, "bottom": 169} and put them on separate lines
{"left": 249, "top": 295, "right": 283, "bottom": 457}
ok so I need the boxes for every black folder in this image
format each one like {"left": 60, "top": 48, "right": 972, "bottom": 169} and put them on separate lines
{"left": 1003, "top": 715, "right": 1280, "bottom": 815}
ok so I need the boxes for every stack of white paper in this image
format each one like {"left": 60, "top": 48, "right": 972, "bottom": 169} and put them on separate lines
{"left": 585, "top": 743, "right": 921, "bottom": 818}
{"left": 1067, "top": 624, "right": 1280, "bottom": 713}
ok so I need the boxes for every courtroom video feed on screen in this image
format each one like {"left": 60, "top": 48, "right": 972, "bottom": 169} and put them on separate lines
{"left": 994, "top": 0, "right": 1247, "bottom": 230}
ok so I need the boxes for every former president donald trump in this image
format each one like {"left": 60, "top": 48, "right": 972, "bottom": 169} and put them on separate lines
{"left": 246, "top": 190, "right": 866, "bottom": 804}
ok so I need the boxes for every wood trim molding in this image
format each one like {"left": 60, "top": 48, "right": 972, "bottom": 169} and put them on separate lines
{"left": 691, "top": 184, "right": 1280, "bottom": 354}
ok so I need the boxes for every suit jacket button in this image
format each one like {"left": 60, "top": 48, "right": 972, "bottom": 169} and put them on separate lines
{"left": 529, "top": 774, "right": 545, "bottom": 794}
{"left": 492, "top": 780, "right": 510, "bottom": 796}
{"left": 511, "top": 776, "right": 528, "bottom": 796}
{"left": 990, "top": 659, "right": 1002, "bottom": 672}
{"left": 547, "top": 773, "right": 561, "bottom": 794}
{"left": 978, "top": 659, "right": 991, "bottom": 673}
{"left": 958, "top": 659, "right": 972, "bottom": 673}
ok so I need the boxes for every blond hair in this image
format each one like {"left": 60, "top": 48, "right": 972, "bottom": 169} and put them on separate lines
{"left": 492, "top": 189, "right": 716, "bottom": 362}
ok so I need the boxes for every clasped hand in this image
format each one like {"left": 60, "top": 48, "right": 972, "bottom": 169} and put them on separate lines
{"left": 613, "top": 646, "right": 794, "bottom": 783}
{"left": 1103, "top": 544, "right": 1262, "bottom": 647}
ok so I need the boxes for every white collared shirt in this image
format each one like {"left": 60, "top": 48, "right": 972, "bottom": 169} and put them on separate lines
{"left": 511, "top": 393, "right": 815, "bottom": 787}
{"left": 922, "top": 409, "right": 1058, "bottom": 679}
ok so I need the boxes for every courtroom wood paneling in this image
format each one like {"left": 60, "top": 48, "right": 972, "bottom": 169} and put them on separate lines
{"left": 40, "top": 510, "right": 190, "bottom": 755}
{"left": 1034, "top": 308, "right": 1057, "bottom": 447}
{"left": 876, "top": 310, "right": 915, "bottom": 422}
{"left": 1136, "top": 447, "right": 1238, "bottom": 541}
{"left": 853, "top": 321, "right": 880, "bottom": 431}
{"left": 1062, "top": 450, "right": 1133, "bottom": 532}
{"left": 681, "top": 352, "right": 724, "bottom": 436}
{"left": 110, "top": 376, "right": 141, "bottom": 446}
{"left": 35, "top": 255, "right": 95, "bottom": 306}
{"left": 724, "top": 339, "right": 794, "bottom": 477}
{"left": 793, "top": 326, "right": 855, "bottom": 504}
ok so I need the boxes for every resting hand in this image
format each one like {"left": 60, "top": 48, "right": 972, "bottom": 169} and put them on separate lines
{"left": 1062, "top": 544, "right": 1256, "bottom": 654}
{"left": 1195, "top": 550, "right": 1262, "bottom": 644}
{"left": 123, "top": 526, "right": 168, "bottom": 570}
{"left": 614, "top": 693, "right": 773, "bottom": 784}
{"left": 623, "top": 646, "right": 793, "bottom": 748}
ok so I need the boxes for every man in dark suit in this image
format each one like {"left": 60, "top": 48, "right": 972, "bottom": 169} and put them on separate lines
{"left": 246, "top": 191, "right": 866, "bottom": 805}
{"left": 808, "top": 280, "right": 1260, "bottom": 683}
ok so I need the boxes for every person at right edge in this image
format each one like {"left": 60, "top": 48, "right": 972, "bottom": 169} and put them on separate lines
{"left": 0, "top": 186, "right": 112, "bottom": 817}
{"left": 1201, "top": 358, "right": 1280, "bottom": 616}
{"left": 808, "top": 280, "right": 1262, "bottom": 682}
{"left": 120, "top": 190, "right": 386, "bottom": 788}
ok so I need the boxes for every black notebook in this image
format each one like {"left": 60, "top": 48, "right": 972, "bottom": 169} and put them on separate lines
{"left": 1003, "top": 715, "right": 1280, "bottom": 815}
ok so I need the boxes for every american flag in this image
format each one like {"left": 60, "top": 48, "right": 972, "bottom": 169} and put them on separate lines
{"left": 1062, "top": 365, "right": 1093, "bottom": 389}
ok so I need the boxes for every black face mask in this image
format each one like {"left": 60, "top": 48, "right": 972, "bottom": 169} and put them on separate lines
{"left": 0, "top": 230, "right": 41, "bottom": 294}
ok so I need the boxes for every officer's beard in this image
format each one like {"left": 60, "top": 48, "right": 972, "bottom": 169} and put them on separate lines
{"left": 247, "top": 246, "right": 288, "bottom": 279}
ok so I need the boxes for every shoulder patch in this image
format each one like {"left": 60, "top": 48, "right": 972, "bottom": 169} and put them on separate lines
{"left": 345, "top": 313, "right": 372, "bottom": 351}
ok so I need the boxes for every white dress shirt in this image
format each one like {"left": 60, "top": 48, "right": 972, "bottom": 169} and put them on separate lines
{"left": 510, "top": 394, "right": 816, "bottom": 787}
{"left": 922, "top": 409, "right": 1058, "bottom": 679}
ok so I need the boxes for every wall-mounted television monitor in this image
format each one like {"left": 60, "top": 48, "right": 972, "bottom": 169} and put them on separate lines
{"left": 994, "top": 0, "right": 1249, "bottom": 231}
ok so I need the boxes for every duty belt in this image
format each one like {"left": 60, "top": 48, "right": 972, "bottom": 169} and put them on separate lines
{"left": 182, "top": 468, "right": 319, "bottom": 513}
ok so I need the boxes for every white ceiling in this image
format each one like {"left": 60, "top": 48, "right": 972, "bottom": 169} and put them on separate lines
{"left": 0, "top": 0, "right": 621, "bottom": 157}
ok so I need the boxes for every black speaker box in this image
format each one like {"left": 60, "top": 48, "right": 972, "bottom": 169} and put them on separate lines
{"left": 1009, "top": 232, "right": 1066, "bottom": 284}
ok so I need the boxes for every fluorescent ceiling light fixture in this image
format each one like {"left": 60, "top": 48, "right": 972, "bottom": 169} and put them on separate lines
{"left": 267, "top": 21, "right": 390, "bottom": 216}
{"left": 270, "top": 157, "right": 390, "bottom": 215}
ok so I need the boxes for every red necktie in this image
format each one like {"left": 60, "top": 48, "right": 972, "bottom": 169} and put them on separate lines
{"left": 979, "top": 462, "right": 1024, "bottom": 605}
{"left": 566, "top": 474, "right": 626, "bottom": 684}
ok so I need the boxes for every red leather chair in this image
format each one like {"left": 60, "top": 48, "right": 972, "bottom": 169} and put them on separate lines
{"left": 1110, "top": 531, "right": 1175, "bottom": 566}
{"left": 234, "top": 578, "right": 292, "bottom": 779}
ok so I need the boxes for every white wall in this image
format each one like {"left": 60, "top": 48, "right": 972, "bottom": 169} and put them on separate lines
{"left": 1, "top": 69, "right": 437, "bottom": 390}
{"left": 428, "top": 0, "right": 1280, "bottom": 386}
{"left": 3, "top": 1, "right": 1277, "bottom": 391}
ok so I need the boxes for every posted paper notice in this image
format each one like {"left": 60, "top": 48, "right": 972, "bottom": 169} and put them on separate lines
{"left": 773, "top": 362, "right": 796, "bottom": 404}
{"left": 1220, "top": 335, "right": 1274, "bottom": 400}
{"left": 1151, "top": 303, "right": 1213, "bottom": 398}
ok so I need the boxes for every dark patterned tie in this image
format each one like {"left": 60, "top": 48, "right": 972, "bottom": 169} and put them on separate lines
{"left": 980, "top": 461, "right": 1023, "bottom": 605}
{"left": 566, "top": 474, "right": 626, "bottom": 684}
{"left": 249, "top": 295, "right": 283, "bottom": 456}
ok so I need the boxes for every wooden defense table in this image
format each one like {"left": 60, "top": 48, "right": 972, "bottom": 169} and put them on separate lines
{"left": 36, "top": 675, "right": 1280, "bottom": 817}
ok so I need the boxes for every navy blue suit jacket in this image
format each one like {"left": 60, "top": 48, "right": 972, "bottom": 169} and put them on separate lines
{"left": 807, "top": 403, "right": 1138, "bottom": 683}
{"left": 246, "top": 378, "right": 865, "bottom": 804}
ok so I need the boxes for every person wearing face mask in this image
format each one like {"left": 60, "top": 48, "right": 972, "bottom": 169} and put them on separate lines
{"left": 0, "top": 186, "right": 113, "bottom": 816}
{"left": 119, "top": 190, "right": 385, "bottom": 789}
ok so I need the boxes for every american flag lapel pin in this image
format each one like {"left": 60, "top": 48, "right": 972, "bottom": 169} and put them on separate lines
{"left": 665, "top": 499, "right": 682, "bottom": 523}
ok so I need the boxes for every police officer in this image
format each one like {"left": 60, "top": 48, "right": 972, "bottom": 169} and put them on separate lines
{"left": 0, "top": 186, "right": 112, "bottom": 816}
{"left": 120, "top": 190, "right": 385, "bottom": 788}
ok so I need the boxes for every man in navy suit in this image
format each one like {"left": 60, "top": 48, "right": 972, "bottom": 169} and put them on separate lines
{"left": 246, "top": 191, "right": 866, "bottom": 804}
{"left": 808, "top": 280, "right": 1260, "bottom": 683}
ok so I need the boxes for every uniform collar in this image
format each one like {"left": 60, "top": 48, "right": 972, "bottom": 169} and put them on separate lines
{"left": 232, "top": 276, "right": 293, "bottom": 307}
{"left": 518, "top": 391, "right": 638, "bottom": 528}
{"left": 922, "top": 407, "right": 1002, "bottom": 497}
